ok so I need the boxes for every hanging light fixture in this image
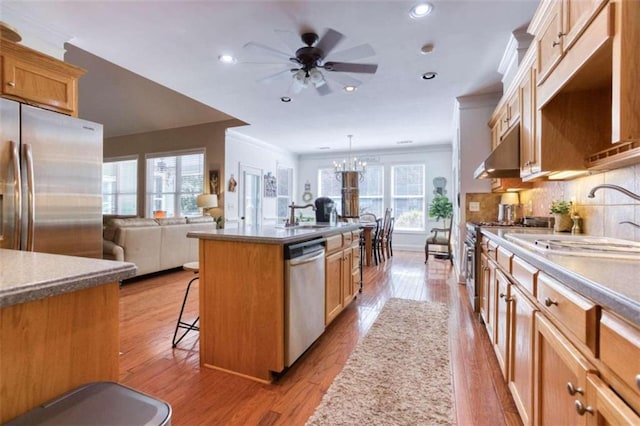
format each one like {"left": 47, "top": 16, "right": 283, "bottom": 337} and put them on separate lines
{"left": 333, "top": 135, "right": 366, "bottom": 180}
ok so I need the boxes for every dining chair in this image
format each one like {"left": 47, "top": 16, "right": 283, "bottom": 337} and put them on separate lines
{"left": 424, "top": 217, "right": 453, "bottom": 264}
{"left": 371, "top": 218, "right": 383, "bottom": 265}
{"left": 387, "top": 217, "right": 395, "bottom": 257}
{"left": 377, "top": 209, "right": 392, "bottom": 262}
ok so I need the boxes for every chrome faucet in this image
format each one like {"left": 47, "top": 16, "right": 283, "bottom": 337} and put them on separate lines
{"left": 619, "top": 221, "right": 640, "bottom": 229}
{"left": 587, "top": 184, "right": 640, "bottom": 201}
{"left": 286, "top": 203, "right": 316, "bottom": 227}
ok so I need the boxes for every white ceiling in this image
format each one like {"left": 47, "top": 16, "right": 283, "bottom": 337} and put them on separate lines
{"left": 4, "top": 0, "right": 538, "bottom": 154}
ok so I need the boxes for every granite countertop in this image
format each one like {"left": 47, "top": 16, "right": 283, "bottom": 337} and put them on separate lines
{"left": 481, "top": 227, "right": 640, "bottom": 326}
{"left": 188, "top": 223, "right": 362, "bottom": 244}
{"left": 0, "top": 249, "right": 136, "bottom": 309}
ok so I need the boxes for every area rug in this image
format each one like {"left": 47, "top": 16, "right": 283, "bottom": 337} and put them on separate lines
{"left": 306, "top": 298, "right": 454, "bottom": 425}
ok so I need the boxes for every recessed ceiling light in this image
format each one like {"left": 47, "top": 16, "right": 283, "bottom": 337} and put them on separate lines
{"left": 421, "top": 71, "right": 437, "bottom": 80}
{"left": 319, "top": 146, "right": 331, "bottom": 150}
{"left": 397, "top": 140, "right": 413, "bottom": 145}
{"left": 280, "top": 96, "right": 292, "bottom": 103}
{"left": 218, "top": 54, "right": 237, "bottom": 64}
{"left": 410, "top": 2, "right": 433, "bottom": 19}
{"left": 343, "top": 85, "right": 357, "bottom": 93}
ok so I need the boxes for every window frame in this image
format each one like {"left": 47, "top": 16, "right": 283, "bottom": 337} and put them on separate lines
{"left": 144, "top": 149, "right": 206, "bottom": 218}
{"left": 102, "top": 155, "right": 138, "bottom": 215}
{"left": 390, "top": 163, "right": 426, "bottom": 231}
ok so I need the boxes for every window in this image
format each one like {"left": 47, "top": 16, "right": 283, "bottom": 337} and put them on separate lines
{"left": 391, "top": 164, "right": 425, "bottom": 231}
{"left": 358, "top": 165, "right": 384, "bottom": 218}
{"left": 277, "top": 166, "right": 293, "bottom": 223}
{"left": 146, "top": 150, "right": 204, "bottom": 217}
{"left": 318, "top": 168, "right": 342, "bottom": 214}
{"left": 319, "top": 165, "right": 384, "bottom": 217}
{"left": 102, "top": 157, "right": 138, "bottom": 215}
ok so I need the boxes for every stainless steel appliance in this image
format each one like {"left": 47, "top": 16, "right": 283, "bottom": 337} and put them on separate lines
{"left": 464, "top": 222, "right": 480, "bottom": 312}
{"left": 0, "top": 98, "right": 103, "bottom": 258}
{"left": 284, "top": 238, "right": 326, "bottom": 366}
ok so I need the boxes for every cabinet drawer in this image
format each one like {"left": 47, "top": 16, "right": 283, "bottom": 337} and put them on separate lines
{"left": 486, "top": 239, "right": 498, "bottom": 259}
{"left": 325, "top": 235, "right": 343, "bottom": 254}
{"left": 586, "top": 374, "right": 640, "bottom": 425}
{"left": 342, "top": 231, "right": 353, "bottom": 246}
{"left": 599, "top": 311, "right": 640, "bottom": 404}
{"left": 512, "top": 256, "right": 538, "bottom": 296}
{"left": 496, "top": 246, "right": 513, "bottom": 273}
{"left": 537, "top": 273, "right": 599, "bottom": 354}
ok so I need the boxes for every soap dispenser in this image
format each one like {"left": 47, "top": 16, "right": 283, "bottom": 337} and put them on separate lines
{"left": 571, "top": 214, "right": 581, "bottom": 234}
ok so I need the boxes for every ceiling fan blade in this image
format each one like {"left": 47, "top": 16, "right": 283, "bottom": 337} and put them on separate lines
{"left": 324, "top": 62, "right": 378, "bottom": 74}
{"left": 316, "top": 28, "right": 345, "bottom": 58}
{"left": 328, "top": 44, "right": 376, "bottom": 62}
{"left": 274, "top": 29, "right": 302, "bottom": 54}
{"left": 315, "top": 82, "right": 332, "bottom": 96}
{"left": 323, "top": 72, "right": 362, "bottom": 88}
{"left": 256, "top": 68, "right": 293, "bottom": 84}
{"left": 243, "top": 41, "right": 292, "bottom": 61}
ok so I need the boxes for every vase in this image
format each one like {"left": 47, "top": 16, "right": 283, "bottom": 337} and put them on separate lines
{"left": 553, "top": 213, "right": 572, "bottom": 232}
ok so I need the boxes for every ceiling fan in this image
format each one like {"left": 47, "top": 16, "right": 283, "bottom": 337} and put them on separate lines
{"left": 243, "top": 28, "right": 378, "bottom": 96}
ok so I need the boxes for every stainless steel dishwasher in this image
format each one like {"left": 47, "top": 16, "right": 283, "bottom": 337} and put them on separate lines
{"left": 284, "top": 238, "right": 326, "bottom": 367}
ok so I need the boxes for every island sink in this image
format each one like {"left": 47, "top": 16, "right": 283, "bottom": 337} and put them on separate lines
{"left": 504, "top": 233, "right": 640, "bottom": 260}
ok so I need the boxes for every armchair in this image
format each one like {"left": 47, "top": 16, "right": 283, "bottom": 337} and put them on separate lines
{"left": 424, "top": 218, "right": 453, "bottom": 264}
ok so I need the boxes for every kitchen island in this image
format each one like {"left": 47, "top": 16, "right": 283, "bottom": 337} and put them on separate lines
{"left": 0, "top": 249, "right": 136, "bottom": 423}
{"left": 188, "top": 223, "right": 361, "bottom": 383}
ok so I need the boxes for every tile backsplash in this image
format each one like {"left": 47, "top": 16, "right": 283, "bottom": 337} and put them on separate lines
{"left": 519, "top": 163, "right": 640, "bottom": 241}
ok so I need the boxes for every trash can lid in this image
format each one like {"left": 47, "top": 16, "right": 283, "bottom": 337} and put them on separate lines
{"left": 6, "top": 381, "right": 172, "bottom": 426}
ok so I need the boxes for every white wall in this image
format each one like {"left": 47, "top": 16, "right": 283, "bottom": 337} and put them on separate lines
{"left": 224, "top": 130, "right": 298, "bottom": 228}
{"left": 298, "top": 144, "right": 453, "bottom": 252}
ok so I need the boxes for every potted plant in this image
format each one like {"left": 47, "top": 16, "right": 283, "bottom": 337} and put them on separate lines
{"left": 549, "top": 200, "right": 572, "bottom": 232}
{"left": 429, "top": 194, "right": 453, "bottom": 228}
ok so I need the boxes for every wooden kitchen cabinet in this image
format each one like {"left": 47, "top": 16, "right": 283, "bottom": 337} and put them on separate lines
{"left": 325, "top": 232, "right": 359, "bottom": 325}
{"left": 534, "top": 0, "right": 607, "bottom": 85}
{"left": 325, "top": 250, "right": 343, "bottom": 325}
{"left": 479, "top": 251, "right": 496, "bottom": 333}
{"left": 598, "top": 310, "right": 640, "bottom": 414}
{"left": 585, "top": 374, "right": 640, "bottom": 425}
{"left": 0, "top": 39, "right": 84, "bottom": 116}
{"left": 494, "top": 269, "right": 511, "bottom": 379}
{"left": 519, "top": 63, "right": 540, "bottom": 179}
{"left": 534, "top": 312, "right": 598, "bottom": 425}
{"left": 508, "top": 284, "right": 538, "bottom": 426}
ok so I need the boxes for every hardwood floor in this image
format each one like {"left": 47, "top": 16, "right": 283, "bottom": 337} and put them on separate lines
{"left": 119, "top": 251, "right": 521, "bottom": 425}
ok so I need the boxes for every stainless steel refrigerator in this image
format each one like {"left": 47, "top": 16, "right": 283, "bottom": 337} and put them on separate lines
{"left": 0, "top": 98, "right": 103, "bottom": 258}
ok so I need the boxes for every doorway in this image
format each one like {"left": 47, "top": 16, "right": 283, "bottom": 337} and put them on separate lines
{"left": 239, "top": 164, "right": 262, "bottom": 227}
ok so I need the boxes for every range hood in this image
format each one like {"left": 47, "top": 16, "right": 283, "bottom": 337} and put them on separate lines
{"left": 473, "top": 126, "right": 521, "bottom": 179}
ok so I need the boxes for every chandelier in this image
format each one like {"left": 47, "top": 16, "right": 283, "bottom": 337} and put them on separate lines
{"left": 333, "top": 135, "right": 366, "bottom": 180}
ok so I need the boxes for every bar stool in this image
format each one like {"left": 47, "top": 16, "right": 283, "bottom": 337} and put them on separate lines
{"left": 171, "top": 261, "right": 200, "bottom": 348}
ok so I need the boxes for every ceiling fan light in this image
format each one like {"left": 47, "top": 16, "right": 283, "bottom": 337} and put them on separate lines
{"left": 293, "top": 69, "right": 307, "bottom": 83}
{"left": 410, "top": 2, "right": 433, "bottom": 18}
{"left": 308, "top": 68, "right": 324, "bottom": 84}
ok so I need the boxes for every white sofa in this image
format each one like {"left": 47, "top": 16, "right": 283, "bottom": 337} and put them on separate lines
{"left": 103, "top": 216, "right": 216, "bottom": 277}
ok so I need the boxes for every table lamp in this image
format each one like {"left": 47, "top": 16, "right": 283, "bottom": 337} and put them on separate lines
{"left": 197, "top": 193, "right": 218, "bottom": 216}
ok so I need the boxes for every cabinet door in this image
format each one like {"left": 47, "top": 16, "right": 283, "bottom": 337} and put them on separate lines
{"left": 563, "top": 0, "right": 607, "bottom": 50}
{"left": 325, "top": 251, "right": 343, "bottom": 325}
{"left": 507, "top": 90, "right": 520, "bottom": 129}
{"left": 2, "top": 53, "right": 78, "bottom": 116}
{"left": 508, "top": 285, "right": 537, "bottom": 426}
{"left": 484, "top": 255, "right": 498, "bottom": 343}
{"left": 534, "top": 313, "right": 596, "bottom": 426}
{"left": 342, "top": 249, "right": 354, "bottom": 307}
{"left": 520, "top": 65, "right": 539, "bottom": 177}
{"left": 537, "top": 1, "right": 564, "bottom": 85}
{"left": 479, "top": 252, "right": 493, "bottom": 327}
{"left": 498, "top": 105, "right": 510, "bottom": 138}
{"left": 494, "top": 269, "right": 511, "bottom": 379}
{"left": 585, "top": 374, "right": 640, "bottom": 426}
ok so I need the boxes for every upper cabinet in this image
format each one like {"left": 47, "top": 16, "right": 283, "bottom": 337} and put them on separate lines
{"left": 0, "top": 38, "right": 84, "bottom": 117}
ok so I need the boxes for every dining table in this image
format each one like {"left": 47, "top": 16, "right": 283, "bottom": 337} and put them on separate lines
{"left": 359, "top": 222, "right": 377, "bottom": 267}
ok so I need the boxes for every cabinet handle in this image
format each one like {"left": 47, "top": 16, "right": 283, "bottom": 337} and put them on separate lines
{"left": 544, "top": 297, "right": 558, "bottom": 307}
{"left": 566, "top": 382, "right": 584, "bottom": 396}
{"left": 499, "top": 293, "right": 513, "bottom": 302}
{"left": 7, "top": 81, "right": 16, "bottom": 87}
{"left": 557, "top": 32, "right": 566, "bottom": 38}
{"left": 574, "top": 400, "right": 594, "bottom": 416}
{"left": 552, "top": 40, "right": 561, "bottom": 48}
{"left": 636, "top": 374, "right": 640, "bottom": 390}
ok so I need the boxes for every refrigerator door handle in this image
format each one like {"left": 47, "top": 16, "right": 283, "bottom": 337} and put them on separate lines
{"left": 10, "top": 141, "right": 22, "bottom": 250}
{"left": 24, "top": 143, "right": 35, "bottom": 251}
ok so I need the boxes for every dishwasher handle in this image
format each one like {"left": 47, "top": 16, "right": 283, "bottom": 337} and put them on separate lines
{"left": 287, "top": 250, "right": 325, "bottom": 266}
